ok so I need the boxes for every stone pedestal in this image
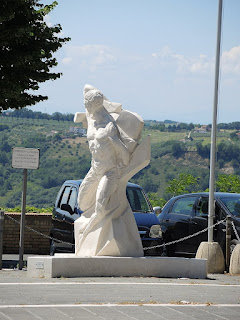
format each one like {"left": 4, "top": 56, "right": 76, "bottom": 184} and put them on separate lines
{"left": 27, "top": 254, "right": 207, "bottom": 279}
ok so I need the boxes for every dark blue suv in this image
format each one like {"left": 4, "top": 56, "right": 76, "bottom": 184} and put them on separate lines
{"left": 50, "top": 180, "right": 163, "bottom": 256}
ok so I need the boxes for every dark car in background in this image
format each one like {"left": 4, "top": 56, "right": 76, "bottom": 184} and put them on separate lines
{"left": 50, "top": 180, "right": 163, "bottom": 256}
{"left": 158, "top": 192, "right": 240, "bottom": 257}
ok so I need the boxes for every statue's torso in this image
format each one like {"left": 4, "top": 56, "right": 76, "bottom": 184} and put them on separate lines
{"left": 87, "top": 115, "right": 118, "bottom": 174}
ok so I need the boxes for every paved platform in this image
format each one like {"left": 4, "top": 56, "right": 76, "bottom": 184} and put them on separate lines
{"left": 27, "top": 254, "right": 207, "bottom": 279}
{"left": 0, "top": 267, "right": 240, "bottom": 320}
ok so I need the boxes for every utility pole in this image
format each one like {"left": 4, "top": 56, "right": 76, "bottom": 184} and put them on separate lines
{"left": 208, "top": 0, "right": 223, "bottom": 242}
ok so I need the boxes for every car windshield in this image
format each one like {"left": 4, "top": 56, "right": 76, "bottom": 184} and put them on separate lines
{"left": 218, "top": 195, "right": 240, "bottom": 217}
{"left": 126, "top": 187, "right": 152, "bottom": 213}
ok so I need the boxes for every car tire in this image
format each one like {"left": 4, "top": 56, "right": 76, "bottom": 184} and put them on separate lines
{"left": 50, "top": 239, "right": 56, "bottom": 256}
{"left": 230, "top": 239, "right": 240, "bottom": 256}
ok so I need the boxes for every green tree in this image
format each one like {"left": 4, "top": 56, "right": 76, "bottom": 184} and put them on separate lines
{"left": 166, "top": 173, "right": 199, "bottom": 196}
{"left": 187, "top": 123, "right": 195, "bottom": 130}
{"left": 0, "top": 0, "right": 70, "bottom": 112}
{"left": 230, "top": 131, "right": 238, "bottom": 141}
{"left": 196, "top": 142, "right": 210, "bottom": 158}
{"left": 148, "top": 192, "right": 167, "bottom": 208}
{"left": 171, "top": 141, "right": 186, "bottom": 158}
{"left": 216, "top": 174, "right": 240, "bottom": 193}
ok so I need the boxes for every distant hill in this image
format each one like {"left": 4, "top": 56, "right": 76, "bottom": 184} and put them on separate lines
{"left": 0, "top": 110, "right": 240, "bottom": 208}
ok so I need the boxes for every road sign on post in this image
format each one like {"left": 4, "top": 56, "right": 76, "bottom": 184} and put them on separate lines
{"left": 12, "top": 147, "right": 40, "bottom": 170}
{"left": 12, "top": 148, "right": 40, "bottom": 270}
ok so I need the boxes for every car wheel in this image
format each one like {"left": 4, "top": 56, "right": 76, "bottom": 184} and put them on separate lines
{"left": 50, "top": 239, "right": 56, "bottom": 256}
{"left": 230, "top": 239, "right": 240, "bottom": 256}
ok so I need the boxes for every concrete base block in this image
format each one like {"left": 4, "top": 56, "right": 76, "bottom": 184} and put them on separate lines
{"left": 229, "top": 244, "right": 240, "bottom": 275}
{"left": 196, "top": 242, "right": 225, "bottom": 274}
{"left": 27, "top": 254, "right": 207, "bottom": 279}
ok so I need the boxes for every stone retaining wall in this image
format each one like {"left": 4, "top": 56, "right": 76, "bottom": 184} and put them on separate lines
{"left": 3, "top": 212, "right": 52, "bottom": 254}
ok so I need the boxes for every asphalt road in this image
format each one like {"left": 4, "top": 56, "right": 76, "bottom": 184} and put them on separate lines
{"left": 0, "top": 255, "right": 240, "bottom": 319}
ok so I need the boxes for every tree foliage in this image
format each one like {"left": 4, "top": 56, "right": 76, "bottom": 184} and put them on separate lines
{"left": 2, "top": 108, "right": 74, "bottom": 121}
{"left": 0, "top": 0, "right": 70, "bottom": 112}
{"left": 216, "top": 174, "right": 240, "bottom": 193}
{"left": 166, "top": 173, "right": 199, "bottom": 196}
{"left": 171, "top": 141, "right": 187, "bottom": 158}
{"left": 218, "top": 122, "right": 240, "bottom": 130}
{"left": 196, "top": 142, "right": 210, "bottom": 158}
{"left": 148, "top": 193, "right": 167, "bottom": 208}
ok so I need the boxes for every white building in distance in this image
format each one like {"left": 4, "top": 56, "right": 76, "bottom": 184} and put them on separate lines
{"left": 69, "top": 126, "right": 86, "bottom": 135}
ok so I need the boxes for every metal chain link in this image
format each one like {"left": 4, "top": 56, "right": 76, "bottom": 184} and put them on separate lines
{"left": 5, "top": 213, "right": 73, "bottom": 246}
{"left": 143, "top": 217, "right": 227, "bottom": 251}
{"left": 231, "top": 220, "right": 240, "bottom": 242}
{"left": 5, "top": 213, "right": 228, "bottom": 252}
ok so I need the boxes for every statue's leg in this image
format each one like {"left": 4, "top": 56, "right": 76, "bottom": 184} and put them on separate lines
{"left": 95, "top": 170, "right": 119, "bottom": 215}
{"left": 78, "top": 168, "right": 99, "bottom": 211}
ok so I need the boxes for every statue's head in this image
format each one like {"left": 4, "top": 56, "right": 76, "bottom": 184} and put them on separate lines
{"left": 83, "top": 84, "right": 96, "bottom": 96}
{"left": 84, "top": 89, "right": 104, "bottom": 114}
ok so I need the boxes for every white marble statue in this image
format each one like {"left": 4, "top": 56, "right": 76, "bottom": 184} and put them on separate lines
{"left": 74, "top": 84, "right": 151, "bottom": 257}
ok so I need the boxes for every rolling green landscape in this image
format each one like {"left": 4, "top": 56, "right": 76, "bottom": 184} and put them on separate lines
{"left": 1, "top": 110, "right": 240, "bottom": 209}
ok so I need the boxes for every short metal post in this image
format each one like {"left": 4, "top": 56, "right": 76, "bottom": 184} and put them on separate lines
{"left": 19, "top": 169, "right": 27, "bottom": 270}
{"left": 226, "top": 215, "right": 232, "bottom": 272}
{"left": 0, "top": 211, "right": 4, "bottom": 270}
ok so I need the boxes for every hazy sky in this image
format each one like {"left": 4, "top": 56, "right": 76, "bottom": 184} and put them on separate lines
{"left": 32, "top": 0, "right": 240, "bottom": 124}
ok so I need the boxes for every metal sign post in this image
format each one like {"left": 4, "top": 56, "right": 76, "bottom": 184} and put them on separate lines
{"left": 0, "top": 211, "right": 4, "bottom": 270}
{"left": 19, "top": 169, "right": 27, "bottom": 270}
{"left": 12, "top": 147, "right": 40, "bottom": 270}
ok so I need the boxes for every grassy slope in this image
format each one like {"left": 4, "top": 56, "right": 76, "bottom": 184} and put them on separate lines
{"left": 0, "top": 116, "right": 236, "bottom": 208}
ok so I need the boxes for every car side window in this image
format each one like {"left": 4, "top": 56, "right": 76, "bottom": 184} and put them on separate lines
{"left": 68, "top": 187, "right": 78, "bottom": 211}
{"left": 196, "top": 197, "right": 222, "bottom": 219}
{"left": 126, "top": 187, "right": 151, "bottom": 213}
{"left": 171, "top": 197, "right": 196, "bottom": 216}
{"left": 196, "top": 197, "right": 209, "bottom": 217}
{"left": 58, "top": 186, "right": 71, "bottom": 209}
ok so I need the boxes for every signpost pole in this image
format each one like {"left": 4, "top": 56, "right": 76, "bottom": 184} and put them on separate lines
{"left": 12, "top": 147, "right": 39, "bottom": 270}
{"left": 19, "top": 168, "right": 28, "bottom": 270}
{"left": 0, "top": 211, "right": 4, "bottom": 270}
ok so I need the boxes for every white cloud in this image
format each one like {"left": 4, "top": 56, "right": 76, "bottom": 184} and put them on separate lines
{"left": 190, "top": 55, "right": 214, "bottom": 74}
{"left": 152, "top": 46, "right": 214, "bottom": 74}
{"left": 152, "top": 45, "right": 172, "bottom": 59}
{"left": 152, "top": 46, "right": 240, "bottom": 77}
{"left": 62, "top": 45, "right": 116, "bottom": 72}
{"left": 61, "top": 43, "right": 240, "bottom": 78}
{"left": 62, "top": 57, "right": 72, "bottom": 65}
{"left": 222, "top": 46, "right": 240, "bottom": 75}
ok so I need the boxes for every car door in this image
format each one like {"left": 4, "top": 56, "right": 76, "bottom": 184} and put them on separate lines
{"left": 162, "top": 195, "right": 198, "bottom": 255}
{"left": 54, "top": 185, "right": 78, "bottom": 248}
{"left": 53, "top": 185, "right": 71, "bottom": 245}
{"left": 63, "top": 185, "right": 79, "bottom": 244}
{"left": 126, "top": 186, "right": 154, "bottom": 229}
{"left": 190, "top": 196, "right": 224, "bottom": 253}
{"left": 190, "top": 195, "right": 209, "bottom": 253}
